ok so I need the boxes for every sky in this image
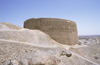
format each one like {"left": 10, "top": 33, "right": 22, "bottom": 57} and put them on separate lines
{"left": 0, "top": 0, "right": 100, "bottom": 35}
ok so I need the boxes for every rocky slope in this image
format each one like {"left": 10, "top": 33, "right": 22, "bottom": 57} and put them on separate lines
{"left": 0, "top": 22, "right": 100, "bottom": 65}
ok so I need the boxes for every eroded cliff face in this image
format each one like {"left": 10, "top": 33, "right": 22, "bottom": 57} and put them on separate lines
{"left": 24, "top": 18, "right": 78, "bottom": 45}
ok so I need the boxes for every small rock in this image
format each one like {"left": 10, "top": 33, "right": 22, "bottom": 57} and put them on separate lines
{"left": 45, "top": 59, "right": 57, "bottom": 65}
{"left": 61, "top": 51, "right": 72, "bottom": 57}
{"left": 66, "top": 51, "right": 72, "bottom": 57}
{"left": 94, "top": 56, "right": 99, "bottom": 59}
{"left": 77, "top": 41, "right": 81, "bottom": 45}
{"left": 8, "top": 60, "right": 18, "bottom": 65}
{"left": 19, "top": 61, "right": 23, "bottom": 65}
{"left": 8, "top": 61, "right": 13, "bottom": 65}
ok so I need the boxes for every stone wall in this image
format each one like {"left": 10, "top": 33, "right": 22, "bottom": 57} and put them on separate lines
{"left": 24, "top": 18, "right": 78, "bottom": 45}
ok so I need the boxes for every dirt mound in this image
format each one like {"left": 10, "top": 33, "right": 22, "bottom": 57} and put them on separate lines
{"left": 0, "top": 22, "right": 22, "bottom": 30}
{"left": 0, "top": 22, "right": 62, "bottom": 47}
{"left": 0, "top": 29, "right": 63, "bottom": 47}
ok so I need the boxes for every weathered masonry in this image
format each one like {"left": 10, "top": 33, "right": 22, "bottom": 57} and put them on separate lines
{"left": 24, "top": 18, "right": 78, "bottom": 45}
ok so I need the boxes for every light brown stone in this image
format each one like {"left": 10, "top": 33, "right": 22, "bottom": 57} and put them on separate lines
{"left": 24, "top": 18, "right": 78, "bottom": 45}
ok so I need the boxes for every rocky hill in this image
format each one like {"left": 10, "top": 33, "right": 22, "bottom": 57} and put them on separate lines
{"left": 0, "top": 22, "right": 100, "bottom": 65}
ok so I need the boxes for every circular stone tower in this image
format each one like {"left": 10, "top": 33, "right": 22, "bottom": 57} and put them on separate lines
{"left": 24, "top": 18, "right": 78, "bottom": 45}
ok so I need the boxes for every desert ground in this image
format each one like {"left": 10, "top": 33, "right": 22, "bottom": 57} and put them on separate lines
{"left": 0, "top": 22, "right": 100, "bottom": 65}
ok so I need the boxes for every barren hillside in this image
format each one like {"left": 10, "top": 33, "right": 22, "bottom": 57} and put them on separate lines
{"left": 0, "top": 22, "right": 100, "bottom": 65}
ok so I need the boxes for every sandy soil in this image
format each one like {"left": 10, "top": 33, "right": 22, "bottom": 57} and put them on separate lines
{"left": 0, "top": 22, "right": 100, "bottom": 65}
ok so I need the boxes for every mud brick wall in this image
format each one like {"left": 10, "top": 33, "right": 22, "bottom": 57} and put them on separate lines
{"left": 24, "top": 18, "right": 78, "bottom": 45}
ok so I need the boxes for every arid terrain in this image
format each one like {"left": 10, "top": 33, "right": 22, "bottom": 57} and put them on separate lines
{"left": 0, "top": 22, "right": 100, "bottom": 65}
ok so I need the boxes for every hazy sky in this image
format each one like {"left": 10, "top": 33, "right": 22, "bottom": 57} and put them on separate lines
{"left": 0, "top": 0, "right": 100, "bottom": 35}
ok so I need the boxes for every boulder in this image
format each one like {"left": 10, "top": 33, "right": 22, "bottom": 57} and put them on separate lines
{"left": 24, "top": 18, "right": 78, "bottom": 45}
